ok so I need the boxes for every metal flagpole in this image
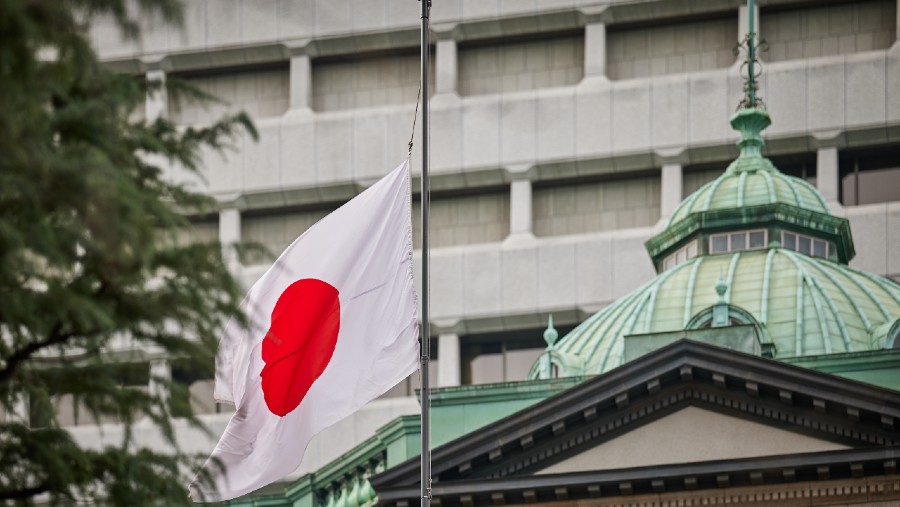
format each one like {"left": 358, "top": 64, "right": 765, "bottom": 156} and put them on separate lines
{"left": 418, "top": 1, "right": 432, "bottom": 506}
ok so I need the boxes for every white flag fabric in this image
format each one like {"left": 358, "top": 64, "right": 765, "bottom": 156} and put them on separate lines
{"left": 189, "top": 161, "right": 420, "bottom": 502}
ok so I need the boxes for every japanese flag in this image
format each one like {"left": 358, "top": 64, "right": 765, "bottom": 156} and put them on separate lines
{"left": 189, "top": 161, "right": 420, "bottom": 502}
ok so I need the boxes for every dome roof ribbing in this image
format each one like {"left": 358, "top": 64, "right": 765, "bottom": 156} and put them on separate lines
{"left": 668, "top": 156, "right": 829, "bottom": 226}
{"left": 531, "top": 250, "right": 900, "bottom": 377}
{"left": 668, "top": 110, "right": 829, "bottom": 226}
{"left": 531, "top": 89, "right": 897, "bottom": 377}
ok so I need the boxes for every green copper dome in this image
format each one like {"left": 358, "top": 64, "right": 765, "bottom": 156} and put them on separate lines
{"left": 529, "top": 250, "right": 900, "bottom": 377}
{"left": 668, "top": 110, "right": 829, "bottom": 227}
{"left": 646, "top": 107, "right": 855, "bottom": 270}
{"left": 530, "top": 64, "right": 899, "bottom": 378}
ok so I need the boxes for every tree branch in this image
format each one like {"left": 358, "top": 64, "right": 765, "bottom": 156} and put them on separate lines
{"left": 0, "top": 324, "right": 75, "bottom": 384}
{"left": 0, "top": 482, "right": 51, "bottom": 501}
{"left": 0, "top": 283, "right": 109, "bottom": 384}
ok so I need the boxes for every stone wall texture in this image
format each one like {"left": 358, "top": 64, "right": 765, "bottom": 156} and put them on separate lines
{"left": 459, "top": 34, "right": 584, "bottom": 95}
{"left": 168, "top": 68, "right": 289, "bottom": 124}
{"left": 312, "top": 53, "right": 432, "bottom": 111}
{"left": 533, "top": 176, "right": 661, "bottom": 236}
{"left": 413, "top": 191, "right": 510, "bottom": 248}
{"left": 762, "top": 0, "right": 897, "bottom": 62}
{"left": 607, "top": 16, "right": 737, "bottom": 80}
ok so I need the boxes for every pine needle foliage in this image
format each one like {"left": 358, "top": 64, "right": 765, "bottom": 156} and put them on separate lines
{"left": 0, "top": 0, "right": 257, "bottom": 504}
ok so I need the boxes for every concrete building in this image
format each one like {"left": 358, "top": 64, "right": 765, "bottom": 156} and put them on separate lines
{"left": 64, "top": 0, "right": 900, "bottom": 497}
{"left": 242, "top": 47, "right": 900, "bottom": 503}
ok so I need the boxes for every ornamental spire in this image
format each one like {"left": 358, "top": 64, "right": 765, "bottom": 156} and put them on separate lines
{"left": 544, "top": 314, "right": 559, "bottom": 347}
{"left": 736, "top": 0, "right": 766, "bottom": 111}
{"left": 728, "top": 0, "right": 772, "bottom": 165}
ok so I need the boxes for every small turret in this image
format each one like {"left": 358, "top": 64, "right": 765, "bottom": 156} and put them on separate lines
{"left": 543, "top": 314, "right": 559, "bottom": 347}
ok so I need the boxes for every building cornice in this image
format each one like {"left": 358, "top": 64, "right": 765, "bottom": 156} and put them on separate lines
{"left": 379, "top": 452, "right": 900, "bottom": 506}
{"left": 371, "top": 340, "right": 900, "bottom": 499}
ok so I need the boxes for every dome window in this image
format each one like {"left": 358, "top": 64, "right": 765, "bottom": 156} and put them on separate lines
{"left": 709, "top": 229, "right": 767, "bottom": 254}
{"left": 782, "top": 231, "right": 831, "bottom": 259}
{"left": 662, "top": 240, "right": 698, "bottom": 271}
{"left": 888, "top": 320, "right": 900, "bottom": 349}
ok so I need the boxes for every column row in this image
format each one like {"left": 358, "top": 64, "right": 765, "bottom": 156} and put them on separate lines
{"left": 424, "top": 2, "right": 763, "bottom": 97}
{"left": 143, "top": 0, "right": 900, "bottom": 115}
{"left": 208, "top": 144, "right": 843, "bottom": 271}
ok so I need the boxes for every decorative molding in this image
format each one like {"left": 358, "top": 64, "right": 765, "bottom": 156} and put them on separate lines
{"left": 372, "top": 341, "right": 900, "bottom": 502}
{"left": 378, "top": 451, "right": 900, "bottom": 506}
{"left": 485, "top": 384, "right": 898, "bottom": 481}
{"left": 558, "top": 477, "right": 900, "bottom": 507}
{"left": 466, "top": 370, "right": 900, "bottom": 481}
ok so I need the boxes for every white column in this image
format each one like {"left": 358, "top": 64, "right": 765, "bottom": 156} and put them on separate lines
{"left": 660, "top": 163, "right": 683, "bottom": 218}
{"left": 738, "top": 2, "right": 760, "bottom": 44}
{"left": 437, "top": 334, "right": 460, "bottom": 387}
{"left": 816, "top": 146, "right": 840, "bottom": 205}
{"left": 219, "top": 207, "right": 241, "bottom": 271}
{"left": 584, "top": 22, "right": 607, "bottom": 78}
{"left": 145, "top": 69, "right": 167, "bottom": 121}
{"left": 436, "top": 39, "right": 458, "bottom": 95}
{"left": 149, "top": 359, "right": 172, "bottom": 406}
{"left": 510, "top": 179, "right": 533, "bottom": 236}
{"left": 290, "top": 53, "right": 312, "bottom": 110}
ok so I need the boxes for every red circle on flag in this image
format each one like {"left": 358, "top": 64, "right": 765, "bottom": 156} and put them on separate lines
{"left": 260, "top": 278, "right": 341, "bottom": 417}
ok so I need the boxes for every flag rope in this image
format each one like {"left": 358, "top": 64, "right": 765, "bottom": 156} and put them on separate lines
{"left": 408, "top": 81, "right": 422, "bottom": 158}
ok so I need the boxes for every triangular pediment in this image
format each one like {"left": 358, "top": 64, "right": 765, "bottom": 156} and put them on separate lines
{"left": 535, "top": 406, "right": 849, "bottom": 475}
{"left": 373, "top": 340, "right": 900, "bottom": 506}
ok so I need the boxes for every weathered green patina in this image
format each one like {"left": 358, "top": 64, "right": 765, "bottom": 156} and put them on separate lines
{"left": 531, "top": 248, "right": 900, "bottom": 377}
{"left": 530, "top": 51, "right": 898, "bottom": 379}
{"left": 223, "top": 378, "right": 585, "bottom": 507}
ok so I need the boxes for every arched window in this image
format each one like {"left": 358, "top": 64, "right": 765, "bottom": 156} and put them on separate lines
{"left": 889, "top": 320, "right": 900, "bottom": 349}
{"left": 685, "top": 304, "right": 776, "bottom": 358}
{"left": 685, "top": 304, "right": 760, "bottom": 330}
{"left": 528, "top": 349, "right": 585, "bottom": 380}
